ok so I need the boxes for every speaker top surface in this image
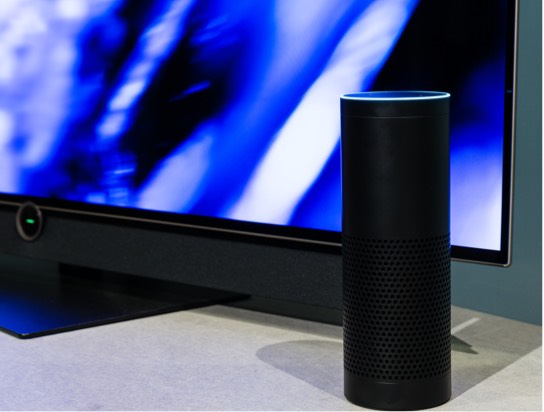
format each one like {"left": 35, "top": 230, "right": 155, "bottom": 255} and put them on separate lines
{"left": 341, "top": 91, "right": 450, "bottom": 118}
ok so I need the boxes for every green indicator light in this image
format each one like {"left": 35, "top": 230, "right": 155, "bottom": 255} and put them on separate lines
{"left": 26, "top": 218, "right": 35, "bottom": 225}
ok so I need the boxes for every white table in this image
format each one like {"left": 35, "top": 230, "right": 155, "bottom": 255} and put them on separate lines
{"left": 0, "top": 304, "right": 540, "bottom": 410}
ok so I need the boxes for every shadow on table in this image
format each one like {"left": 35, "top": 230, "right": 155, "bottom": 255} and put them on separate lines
{"left": 256, "top": 321, "right": 540, "bottom": 403}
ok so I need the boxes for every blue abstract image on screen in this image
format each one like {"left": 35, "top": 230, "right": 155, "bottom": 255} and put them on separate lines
{"left": 0, "top": 0, "right": 508, "bottom": 251}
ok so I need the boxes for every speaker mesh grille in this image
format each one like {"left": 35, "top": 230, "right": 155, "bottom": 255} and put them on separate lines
{"left": 343, "top": 234, "right": 451, "bottom": 381}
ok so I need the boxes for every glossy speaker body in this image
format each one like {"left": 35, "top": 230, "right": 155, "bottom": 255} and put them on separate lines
{"left": 341, "top": 91, "right": 451, "bottom": 410}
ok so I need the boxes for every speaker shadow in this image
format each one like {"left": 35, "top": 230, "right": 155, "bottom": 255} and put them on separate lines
{"left": 256, "top": 339, "right": 345, "bottom": 400}
{"left": 256, "top": 330, "right": 538, "bottom": 403}
{"left": 254, "top": 338, "right": 476, "bottom": 402}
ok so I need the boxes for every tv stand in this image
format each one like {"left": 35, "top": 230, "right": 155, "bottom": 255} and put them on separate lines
{"left": 0, "top": 261, "right": 246, "bottom": 339}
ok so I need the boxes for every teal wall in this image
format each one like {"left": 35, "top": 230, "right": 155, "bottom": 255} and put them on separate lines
{"left": 451, "top": 0, "right": 542, "bottom": 325}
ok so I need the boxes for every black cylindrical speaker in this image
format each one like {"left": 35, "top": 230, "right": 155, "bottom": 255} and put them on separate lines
{"left": 341, "top": 91, "right": 451, "bottom": 410}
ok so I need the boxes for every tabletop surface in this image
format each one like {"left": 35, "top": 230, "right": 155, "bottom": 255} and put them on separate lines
{"left": 0, "top": 303, "right": 540, "bottom": 411}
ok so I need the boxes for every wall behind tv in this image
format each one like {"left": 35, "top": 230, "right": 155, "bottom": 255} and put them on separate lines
{"left": 450, "top": 0, "right": 541, "bottom": 325}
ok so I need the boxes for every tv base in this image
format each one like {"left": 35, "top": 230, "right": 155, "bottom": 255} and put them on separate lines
{"left": 0, "top": 263, "right": 247, "bottom": 339}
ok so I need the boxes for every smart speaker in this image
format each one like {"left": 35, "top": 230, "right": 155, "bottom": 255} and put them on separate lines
{"left": 341, "top": 91, "right": 451, "bottom": 410}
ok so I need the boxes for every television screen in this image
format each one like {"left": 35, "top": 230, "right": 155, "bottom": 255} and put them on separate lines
{"left": 0, "top": 0, "right": 515, "bottom": 263}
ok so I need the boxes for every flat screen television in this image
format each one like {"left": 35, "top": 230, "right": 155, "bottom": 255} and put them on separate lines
{"left": 0, "top": 0, "right": 517, "bottom": 334}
